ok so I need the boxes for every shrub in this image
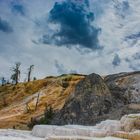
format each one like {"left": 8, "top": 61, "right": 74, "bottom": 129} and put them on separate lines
{"left": 28, "top": 106, "right": 54, "bottom": 129}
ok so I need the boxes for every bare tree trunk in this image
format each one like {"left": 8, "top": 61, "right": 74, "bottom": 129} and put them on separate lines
{"left": 27, "top": 65, "right": 34, "bottom": 82}
{"left": 28, "top": 70, "right": 31, "bottom": 82}
{"left": 35, "top": 93, "right": 40, "bottom": 111}
{"left": 16, "top": 73, "right": 18, "bottom": 85}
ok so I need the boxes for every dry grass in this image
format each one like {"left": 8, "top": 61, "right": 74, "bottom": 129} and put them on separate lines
{"left": 0, "top": 74, "right": 85, "bottom": 129}
{"left": 0, "top": 79, "right": 50, "bottom": 108}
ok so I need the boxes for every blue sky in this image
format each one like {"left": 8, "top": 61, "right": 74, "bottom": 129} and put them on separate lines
{"left": 0, "top": 0, "right": 140, "bottom": 80}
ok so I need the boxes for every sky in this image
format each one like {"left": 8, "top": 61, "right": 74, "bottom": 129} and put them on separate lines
{"left": 0, "top": 0, "right": 140, "bottom": 80}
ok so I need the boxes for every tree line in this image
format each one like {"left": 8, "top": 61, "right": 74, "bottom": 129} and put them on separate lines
{"left": 0, "top": 62, "right": 36, "bottom": 86}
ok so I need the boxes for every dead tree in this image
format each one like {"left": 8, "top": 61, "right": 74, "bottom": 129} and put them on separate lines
{"left": 35, "top": 93, "right": 40, "bottom": 111}
{"left": 11, "top": 62, "right": 21, "bottom": 84}
{"left": 27, "top": 65, "right": 34, "bottom": 82}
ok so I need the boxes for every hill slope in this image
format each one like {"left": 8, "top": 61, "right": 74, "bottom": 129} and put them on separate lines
{"left": 0, "top": 71, "right": 140, "bottom": 129}
{"left": 51, "top": 71, "right": 140, "bottom": 125}
{"left": 0, "top": 74, "right": 84, "bottom": 129}
{"left": 52, "top": 73, "right": 113, "bottom": 125}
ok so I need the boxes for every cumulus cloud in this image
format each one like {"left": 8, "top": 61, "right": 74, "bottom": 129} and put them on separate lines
{"left": 54, "top": 60, "right": 67, "bottom": 74}
{"left": 40, "top": 0, "right": 100, "bottom": 50}
{"left": 129, "top": 64, "right": 140, "bottom": 71}
{"left": 115, "top": 0, "right": 130, "bottom": 18}
{"left": 126, "top": 32, "right": 140, "bottom": 40}
{"left": 11, "top": 2, "right": 26, "bottom": 16}
{"left": 125, "top": 52, "right": 140, "bottom": 71}
{"left": 54, "top": 60, "right": 77, "bottom": 75}
{"left": 112, "top": 54, "right": 121, "bottom": 67}
{"left": 0, "top": 17, "right": 13, "bottom": 33}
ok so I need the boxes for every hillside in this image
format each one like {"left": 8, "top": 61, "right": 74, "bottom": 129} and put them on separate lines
{"left": 51, "top": 71, "right": 140, "bottom": 125}
{"left": 0, "top": 74, "right": 84, "bottom": 129}
{"left": 0, "top": 71, "right": 140, "bottom": 130}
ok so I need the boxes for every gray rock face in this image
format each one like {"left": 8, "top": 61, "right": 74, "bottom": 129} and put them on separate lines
{"left": 52, "top": 73, "right": 112, "bottom": 125}
{"left": 104, "top": 71, "right": 140, "bottom": 105}
{"left": 51, "top": 71, "right": 140, "bottom": 125}
{"left": 102, "top": 71, "right": 140, "bottom": 120}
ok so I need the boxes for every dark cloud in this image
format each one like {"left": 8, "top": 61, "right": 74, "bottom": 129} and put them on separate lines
{"left": 121, "top": 1, "right": 130, "bottom": 12}
{"left": 125, "top": 53, "right": 140, "bottom": 71}
{"left": 125, "top": 58, "right": 131, "bottom": 62}
{"left": 129, "top": 64, "right": 140, "bottom": 71}
{"left": 126, "top": 32, "right": 140, "bottom": 40}
{"left": 133, "top": 52, "right": 140, "bottom": 60}
{"left": 40, "top": 0, "right": 101, "bottom": 50}
{"left": 124, "top": 32, "right": 140, "bottom": 47}
{"left": 0, "top": 17, "right": 13, "bottom": 33}
{"left": 112, "top": 54, "right": 121, "bottom": 66}
{"left": 115, "top": 0, "right": 130, "bottom": 18}
{"left": 125, "top": 53, "right": 140, "bottom": 62}
{"left": 54, "top": 60, "right": 77, "bottom": 74}
{"left": 11, "top": 2, "right": 26, "bottom": 16}
{"left": 54, "top": 60, "right": 67, "bottom": 74}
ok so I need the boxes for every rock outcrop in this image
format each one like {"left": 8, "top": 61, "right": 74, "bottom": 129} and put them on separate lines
{"left": 52, "top": 73, "right": 113, "bottom": 125}
{"left": 104, "top": 71, "right": 140, "bottom": 105}
{"left": 51, "top": 72, "right": 140, "bottom": 125}
{"left": 32, "top": 114, "right": 140, "bottom": 140}
{"left": 113, "top": 114, "right": 140, "bottom": 140}
{"left": 104, "top": 71, "right": 140, "bottom": 120}
{"left": 0, "top": 71, "right": 140, "bottom": 129}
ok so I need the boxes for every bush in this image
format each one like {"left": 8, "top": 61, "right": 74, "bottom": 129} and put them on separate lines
{"left": 44, "top": 106, "right": 54, "bottom": 121}
{"left": 28, "top": 106, "right": 54, "bottom": 129}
